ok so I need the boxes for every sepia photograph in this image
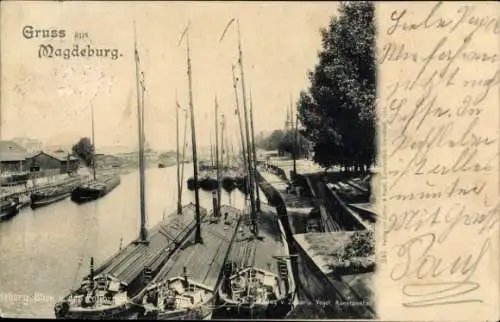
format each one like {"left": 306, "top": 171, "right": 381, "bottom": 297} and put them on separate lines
{"left": 0, "top": 0, "right": 377, "bottom": 320}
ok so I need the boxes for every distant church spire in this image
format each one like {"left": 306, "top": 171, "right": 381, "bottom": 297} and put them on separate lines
{"left": 285, "top": 95, "right": 293, "bottom": 131}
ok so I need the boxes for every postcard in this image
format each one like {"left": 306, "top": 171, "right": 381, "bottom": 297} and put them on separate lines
{"left": 0, "top": 1, "right": 498, "bottom": 320}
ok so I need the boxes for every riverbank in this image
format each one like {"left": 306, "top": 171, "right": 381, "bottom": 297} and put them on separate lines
{"left": 0, "top": 164, "right": 138, "bottom": 201}
{"left": 256, "top": 159, "right": 376, "bottom": 319}
{"left": 0, "top": 174, "right": 87, "bottom": 200}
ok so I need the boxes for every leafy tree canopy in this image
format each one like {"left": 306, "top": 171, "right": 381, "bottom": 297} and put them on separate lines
{"left": 297, "top": 1, "right": 376, "bottom": 171}
{"left": 72, "top": 137, "right": 94, "bottom": 167}
{"left": 256, "top": 129, "right": 310, "bottom": 158}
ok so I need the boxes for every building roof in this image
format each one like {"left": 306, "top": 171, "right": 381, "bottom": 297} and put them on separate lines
{"left": 26, "top": 150, "right": 78, "bottom": 162}
{"left": 0, "top": 141, "right": 27, "bottom": 162}
{"left": 48, "top": 150, "right": 78, "bottom": 161}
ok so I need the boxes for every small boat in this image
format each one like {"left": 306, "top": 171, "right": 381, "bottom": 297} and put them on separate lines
{"left": 31, "top": 186, "right": 73, "bottom": 209}
{"left": 221, "top": 176, "right": 236, "bottom": 192}
{"left": 187, "top": 171, "right": 218, "bottom": 191}
{"left": 158, "top": 163, "right": 167, "bottom": 168}
{"left": 54, "top": 271, "right": 132, "bottom": 320}
{"left": 218, "top": 265, "right": 294, "bottom": 319}
{"left": 187, "top": 177, "right": 197, "bottom": 190}
{"left": 199, "top": 174, "right": 218, "bottom": 191}
{"left": 140, "top": 274, "right": 214, "bottom": 320}
{"left": 71, "top": 175, "right": 121, "bottom": 204}
{"left": 220, "top": 170, "right": 238, "bottom": 193}
{"left": 235, "top": 175, "right": 248, "bottom": 194}
{"left": 0, "top": 196, "right": 20, "bottom": 220}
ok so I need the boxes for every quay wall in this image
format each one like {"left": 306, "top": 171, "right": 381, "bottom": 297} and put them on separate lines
{"left": 296, "top": 173, "right": 367, "bottom": 231}
{"left": 326, "top": 188, "right": 372, "bottom": 231}
{"left": 256, "top": 169, "right": 374, "bottom": 319}
{"left": 258, "top": 159, "right": 367, "bottom": 231}
{"left": 293, "top": 238, "right": 375, "bottom": 319}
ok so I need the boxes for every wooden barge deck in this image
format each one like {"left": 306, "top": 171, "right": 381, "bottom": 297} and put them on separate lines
{"left": 90, "top": 203, "right": 208, "bottom": 293}
{"left": 135, "top": 205, "right": 243, "bottom": 306}
{"left": 147, "top": 205, "right": 242, "bottom": 289}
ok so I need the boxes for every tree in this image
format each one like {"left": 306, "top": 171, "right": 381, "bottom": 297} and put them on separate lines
{"left": 72, "top": 137, "right": 94, "bottom": 167}
{"left": 256, "top": 129, "right": 310, "bottom": 158}
{"left": 277, "top": 130, "right": 310, "bottom": 158}
{"left": 255, "top": 129, "right": 284, "bottom": 151}
{"left": 297, "top": 1, "right": 376, "bottom": 172}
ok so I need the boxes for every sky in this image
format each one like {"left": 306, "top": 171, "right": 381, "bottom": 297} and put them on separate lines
{"left": 1, "top": 1, "right": 337, "bottom": 152}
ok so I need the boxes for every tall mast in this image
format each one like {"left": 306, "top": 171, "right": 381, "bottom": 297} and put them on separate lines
{"left": 236, "top": 20, "right": 257, "bottom": 236}
{"left": 221, "top": 114, "right": 225, "bottom": 171}
{"left": 290, "top": 96, "right": 297, "bottom": 178}
{"left": 91, "top": 102, "right": 96, "bottom": 180}
{"left": 134, "top": 22, "right": 148, "bottom": 243}
{"left": 230, "top": 137, "right": 234, "bottom": 166}
{"left": 179, "top": 104, "right": 188, "bottom": 197}
{"left": 219, "top": 114, "right": 225, "bottom": 213}
{"left": 249, "top": 90, "right": 261, "bottom": 211}
{"left": 231, "top": 65, "right": 248, "bottom": 191}
{"left": 225, "top": 125, "right": 230, "bottom": 167}
{"left": 214, "top": 97, "right": 220, "bottom": 217}
{"left": 176, "top": 97, "right": 182, "bottom": 215}
{"left": 210, "top": 132, "right": 214, "bottom": 168}
{"left": 294, "top": 113, "right": 299, "bottom": 178}
{"left": 183, "top": 24, "right": 203, "bottom": 244}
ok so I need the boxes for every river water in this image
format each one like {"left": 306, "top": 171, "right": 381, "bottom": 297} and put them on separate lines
{"left": 0, "top": 165, "right": 260, "bottom": 318}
